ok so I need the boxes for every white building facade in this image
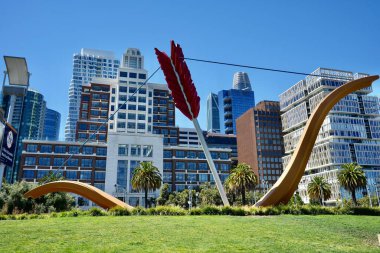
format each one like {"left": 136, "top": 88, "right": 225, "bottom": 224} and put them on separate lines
{"left": 105, "top": 132, "right": 163, "bottom": 206}
{"left": 279, "top": 68, "right": 380, "bottom": 204}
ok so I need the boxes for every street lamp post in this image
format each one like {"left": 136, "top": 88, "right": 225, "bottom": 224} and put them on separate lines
{"left": 188, "top": 183, "right": 192, "bottom": 210}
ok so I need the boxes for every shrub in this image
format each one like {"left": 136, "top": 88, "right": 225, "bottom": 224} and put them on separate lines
{"left": 0, "top": 215, "right": 7, "bottom": 220}
{"left": 88, "top": 207, "right": 106, "bottom": 216}
{"left": 131, "top": 206, "right": 147, "bottom": 215}
{"left": 201, "top": 206, "right": 221, "bottom": 215}
{"left": 349, "top": 207, "right": 380, "bottom": 216}
{"left": 109, "top": 207, "right": 131, "bottom": 216}
{"left": 17, "top": 214, "right": 28, "bottom": 220}
{"left": 221, "top": 206, "right": 246, "bottom": 216}
{"left": 189, "top": 208, "right": 202, "bottom": 215}
{"left": 29, "top": 214, "right": 39, "bottom": 219}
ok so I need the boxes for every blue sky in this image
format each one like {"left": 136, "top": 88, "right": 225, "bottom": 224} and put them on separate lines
{"left": 1, "top": 0, "right": 379, "bottom": 140}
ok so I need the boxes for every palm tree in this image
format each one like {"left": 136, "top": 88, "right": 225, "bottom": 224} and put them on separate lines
{"left": 338, "top": 163, "right": 367, "bottom": 206}
{"left": 226, "top": 163, "right": 257, "bottom": 205}
{"left": 131, "top": 161, "right": 162, "bottom": 208}
{"left": 307, "top": 176, "right": 332, "bottom": 205}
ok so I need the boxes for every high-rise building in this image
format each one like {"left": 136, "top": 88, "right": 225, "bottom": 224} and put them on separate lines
{"left": 218, "top": 89, "right": 255, "bottom": 135}
{"left": 217, "top": 72, "right": 255, "bottom": 135}
{"left": 236, "top": 101, "right": 284, "bottom": 191}
{"left": 1, "top": 87, "right": 47, "bottom": 181}
{"left": 279, "top": 68, "right": 380, "bottom": 204}
{"left": 233, "top": 72, "right": 252, "bottom": 91}
{"left": 206, "top": 93, "right": 220, "bottom": 133}
{"left": 65, "top": 49, "right": 119, "bottom": 141}
{"left": 43, "top": 108, "right": 61, "bottom": 141}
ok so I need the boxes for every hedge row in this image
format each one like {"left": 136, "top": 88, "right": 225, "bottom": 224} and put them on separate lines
{"left": 0, "top": 205, "right": 379, "bottom": 220}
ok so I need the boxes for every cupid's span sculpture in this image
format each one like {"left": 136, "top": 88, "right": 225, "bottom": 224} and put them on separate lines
{"left": 255, "top": 75, "right": 379, "bottom": 206}
{"left": 24, "top": 180, "right": 132, "bottom": 209}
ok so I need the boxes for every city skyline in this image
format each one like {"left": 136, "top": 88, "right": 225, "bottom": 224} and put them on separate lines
{"left": 1, "top": 1, "right": 379, "bottom": 140}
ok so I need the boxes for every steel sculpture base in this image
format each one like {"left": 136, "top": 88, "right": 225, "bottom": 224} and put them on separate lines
{"left": 255, "top": 75, "right": 379, "bottom": 207}
{"left": 24, "top": 180, "right": 132, "bottom": 210}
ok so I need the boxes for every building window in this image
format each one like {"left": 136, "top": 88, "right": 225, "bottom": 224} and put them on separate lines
{"left": 120, "top": 71, "right": 128, "bottom": 77}
{"left": 163, "top": 172, "right": 172, "bottom": 183}
{"left": 198, "top": 152, "right": 206, "bottom": 159}
{"left": 81, "top": 159, "right": 93, "bottom": 168}
{"left": 95, "top": 160, "right": 106, "bottom": 169}
{"left": 187, "top": 162, "right": 196, "bottom": 170}
{"left": 142, "top": 145, "right": 153, "bottom": 157}
{"left": 175, "top": 150, "right": 185, "bottom": 158}
{"left": 38, "top": 157, "right": 51, "bottom": 166}
{"left": 67, "top": 159, "right": 79, "bottom": 167}
{"left": 69, "top": 146, "right": 80, "bottom": 154}
{"left": 23, "top": 170, "right": 34, "bottom": 179}
{"left": 130, "top": 145, "right": 141, "bottom": 156}
{"left": 94, "top": 183, "right": 105, "bottom": 191}
{"left": 220, "top": 153, "right": 229, "bottom": 160}
{"left": 199, "top": 174, "right": 208, "bottom": 182}
{"left": 117, "top": 160, "right": 128, "bottom": 188}
{"left": 187, "top": 173, "right": 197, "bottom": 182}
{"left": 80, "top": 171, "right": 92, "bottom": 180}
{"left": 129, "top": 72, "right": 137, "bottom": 78}
{"left": 187, "top": 151, "right": 196, "bottom": 158}
{"left": 26, "top": 144, "right": 37, "bottom": 152}
{"left": 163, "top": 150, "right": 172, "bottom": 158}
{"left": 95, "top": 171, "right": 105, "bottom": 181}
{"left": 118, "top": 144, "right": 128, "bottom": 156}
{"left": 54, "top": 146, "right": 66, "bottom": 154}
{"left": 220, "top": 163, "right": 230, "bottom": 172}
{"left": 82, "top": 147, "right": 93, "bottom": 155}
{"left": 53, "top": 158, "right": 65, "bottom": 166}
{"left": 37, "top": 170, "right": 49, "bottom": 179}
{"left": 164, "top": 162, "right": 172, "bottom": 170}
{"left": 175, "top": 162, "right": 185, "bottom": 170}
{"left": 40, "top": 145, "right": 52, "bottom": 153}
{"left": 138, "top": 73, "right": 146, "bottom": 79}
{"left": 175, "top": 173, "right": 185, "bottom": 182}
{"left": 65, "top": 170, "right": 77, "bottom": 180}
{"left": 24, "top": 157, "right": 36, "bottom": 165}
{"left": 198, "top": 163, "right": 208, "bottom": 170}
{"left": 211, "top": 152, "right": 219, "bottom": 159}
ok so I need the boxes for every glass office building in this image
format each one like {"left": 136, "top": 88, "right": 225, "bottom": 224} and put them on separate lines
{"left": 217, "top": 72, "right": 255, "bottom": 135}
{"left": 279, "top": 68, "right": 380, "bottom": 204}
{"left": 206, "top": 93, "right": 220, "bottom": 133}
{"left": 43, "top": 108, "right": 61, "bottom": 141}
{"left": 218, "top": 89, "right": 255, "bottom": 134}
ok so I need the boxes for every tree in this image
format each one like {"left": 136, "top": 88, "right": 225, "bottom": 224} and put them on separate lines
{"left": 338, "top": 163, "right": 367, "bottom": 206}
{"left": 199, "top": 183, "right": 222, "bottom": 206}
{"left": 38, "top": 171, "right": 64, "bottom": 184}
{"left": 226, "top": 163, "right": 257, "bottom": 205}
{"left": 307, "top": 176, "right": 331, "bottom": 205}
{"left": 131, "top": 161, "right": 162, "bottom": 208}
{"left": 156, "top": 183, "right": 171, "bottom": 206}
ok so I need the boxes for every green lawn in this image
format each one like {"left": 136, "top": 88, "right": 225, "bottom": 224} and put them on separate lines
{"left": 0, "top": 215, "right": 379, "bottom": 252}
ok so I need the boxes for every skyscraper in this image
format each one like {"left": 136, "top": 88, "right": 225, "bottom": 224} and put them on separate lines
{"left": 42, "top": 109, "right": 61, "bottom": 141}
{"left": 65, "top": 49, "right": 119, "bottom": 141}
{"left": 206, "top": 93, "right": 220, "bottom": 133}
{"left": 236, "top": 101, "right": 284, "bottom": 191}
{"left": 217, "top": 72, "right": 255, "bottom": 135}
{"left": 279, "top": 68, "right": 380, "bottom": 204}
{"left": 233, "top": 72, "right": 252, "bottom": 91}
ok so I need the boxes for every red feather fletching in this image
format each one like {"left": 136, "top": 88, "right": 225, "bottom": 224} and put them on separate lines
{"left": 155, "top": 41, "right": 200, "bottom": 120}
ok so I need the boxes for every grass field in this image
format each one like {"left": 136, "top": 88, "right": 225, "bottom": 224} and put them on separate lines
{"left": 0, "top": 215, "right": 379, "bottom": 252}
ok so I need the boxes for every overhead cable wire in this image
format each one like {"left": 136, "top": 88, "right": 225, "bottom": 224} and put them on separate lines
{"left": 184, "top": 57, "right": 353, "bottom": 80}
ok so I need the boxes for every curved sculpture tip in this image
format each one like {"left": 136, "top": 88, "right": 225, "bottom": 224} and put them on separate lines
{"left": 24, "top": 180, "right": 133, "bottom": 210}
{"left": 255, "top": 75, "right": 379, "bottom": 207}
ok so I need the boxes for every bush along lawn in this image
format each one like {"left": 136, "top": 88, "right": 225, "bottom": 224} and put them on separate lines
{"left": 0, "top": 205, "right": 379, "bottom": 220}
